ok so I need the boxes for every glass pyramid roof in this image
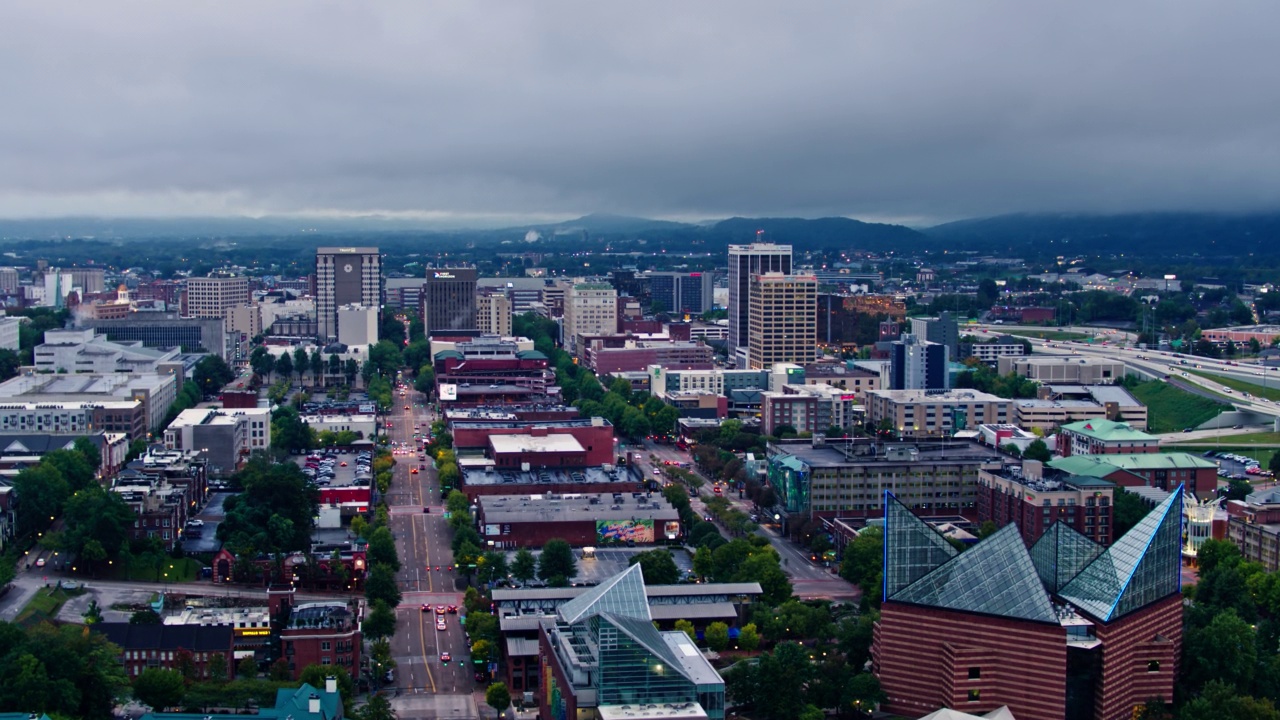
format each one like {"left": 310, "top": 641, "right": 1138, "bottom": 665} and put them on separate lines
{"left": 893, "top": 523, "right": 1058, "bottom": 624}
{"left": 883, "top": 491, "right": 959, "bottom": 599}
{"left": 1059, "top": 485, "right": 1183, "bottom": 622}
{"left": 605, "top": 612, "right": 695, "bottom": 683}
{"left": 558, "top": 562, "right": 651, "bottom": 625}
{"left": 1029, "top": 522, "right": 1104, "bottom": 593}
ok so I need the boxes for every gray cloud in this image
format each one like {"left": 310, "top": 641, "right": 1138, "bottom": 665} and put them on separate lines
{"left": 1, "top": 1, "right": 1277, "bottom": 224}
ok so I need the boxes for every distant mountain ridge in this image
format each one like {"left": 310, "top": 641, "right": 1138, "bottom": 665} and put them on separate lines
{"left": 924, "top": 212, "right": 1280, "bottom": 257}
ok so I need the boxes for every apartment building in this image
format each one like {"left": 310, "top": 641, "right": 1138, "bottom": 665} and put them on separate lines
{"left": 864, "top": 389, "right": 1012, "bottom": 438}
{"left": 476, "top": 288, "right": 513, "bottom": 337}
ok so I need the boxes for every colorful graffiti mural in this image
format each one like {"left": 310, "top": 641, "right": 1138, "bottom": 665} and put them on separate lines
{"left": 596, "top": 518, "right": 655, "bottom": 544}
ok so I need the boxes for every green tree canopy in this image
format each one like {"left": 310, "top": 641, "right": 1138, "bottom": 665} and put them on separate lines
{"left": 217, "top": 454, "right": 319, "bottom": 556}
{"left": 628, "top": 549, "right": 680, "bottom": 585}
{"left": 537, "top": 538, "right": 578, "bottom": 585}
{"left": 132, "top": 668, "right": 186, "bottom": 711}
{"left": 511, "top": 547, "right": 537, "bottom": 585}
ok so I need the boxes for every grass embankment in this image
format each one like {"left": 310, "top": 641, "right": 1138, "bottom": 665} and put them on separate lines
{"left": 1184, "top": 368, "right": 1280, "bottom": 403}
{"left": 1127, "top": 379, "right": 1230, "bottom": 433}
{"left": 106, "top": 556, "right": 203, "bottom": 583}
{"left": 15, "top": 586, "right": 76, "bottom": 626}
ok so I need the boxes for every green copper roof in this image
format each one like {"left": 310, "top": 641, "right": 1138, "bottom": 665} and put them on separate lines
{"left": 1061, "top": 418, "right": 1156, "bottom": 442}
{"left": 1059, "top": 485, "right": 1183, "bottom": 622}
{"left": 1029, "top": 522, "right": 1103, "bottom": 593}
{"left": 883, "top": 492, "right": 959, "bottom": 599}
{"left": 893, "top": 523, "right": 1058, "bottom": 624}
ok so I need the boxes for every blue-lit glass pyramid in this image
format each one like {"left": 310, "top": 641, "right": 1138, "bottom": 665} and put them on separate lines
{"left": 1029, "top": 521, "right": 1104, "bottom": 594}
{"left": 1058, "top": 486, "right": 1183, "bottom": 622}
{"left": 883, "top": 491, "right": 959, "bottom": 599}
{"left": 893, "top": 523, "right": 1058, "bottom": 623}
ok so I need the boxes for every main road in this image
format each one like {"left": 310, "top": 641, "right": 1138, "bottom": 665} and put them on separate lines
{"left": 379, "top": 384, "right": 479, "bottom": 716}
{"left": 637, "top": 440, "right": 861, "bottom": 602}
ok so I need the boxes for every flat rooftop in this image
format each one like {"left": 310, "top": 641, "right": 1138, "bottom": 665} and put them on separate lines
{"left": 865, "top": 389, "right": 1006, "bottom": 403}
{"left": 453, "top": 418, "right": 609, "bottom": 431}
{"left": 774, "top": 440, "right": 1001, "bottom": 468}
{"left": 479, "top": 492, "right": 678, "bottom": 524}
{"left": 462, "top": 465, "right": 636, "bottom": 487}
{"left": 489, "top": 433, "right": 585, "bottom": 455}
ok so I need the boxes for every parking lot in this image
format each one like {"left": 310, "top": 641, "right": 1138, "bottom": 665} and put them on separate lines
{"left": 1207, "top": 450, "right": 1275, "bottom": 482}
{"left": 295, "top": 449, "right": 374, "bottom": 489}
{"left": 501, "top": 546, "right": 694, "bottom": 586}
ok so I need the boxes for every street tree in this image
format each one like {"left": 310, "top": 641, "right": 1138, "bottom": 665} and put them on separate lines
{"left": 737, "top": 622, "right": 760, "bottom": 652}
{"left": 133, "top": 668, "right": 186, "bottom": 711}
{"left": 628, "top": 549, "right": 680, "bottom": 585}
{"left": 537, "top": 538, "right": 577, "bottom": 585}
{"left": 366, "top": 526, "right": 401, "bottom": 572}
{"left": 511, "top": 548, "right": 537, "bottom": 585}
{"left": 705, "top": 622, "right": 730, "bottom": 652}
{"left": 485, "top": 682, "right": 512, "bottom": 718}
{"left": 364, "top": 599, "right": 397, "bottom": 640}
{"left": 354, "top": 693, "right": 398, "bottom": 720}
{"left": 365, "top": 564, "right": 402, "bottom": 608}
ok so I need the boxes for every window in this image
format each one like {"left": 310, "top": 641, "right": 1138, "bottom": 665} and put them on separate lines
{"left": 968, "top": 667, "right": 981, "bottom": 680}
{"left": 321, "top": 641, "right": 331, "bottom": 651}
{"left": 1148, "top": 660, "right": 1160, "bottom": 673}
{"left": 968, "top": 689, "right": 981, "bottom": 702}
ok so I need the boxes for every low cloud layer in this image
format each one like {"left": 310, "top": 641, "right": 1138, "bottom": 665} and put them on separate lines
{"left": 2, "top": 2, "right": 1277, "bottom": 224}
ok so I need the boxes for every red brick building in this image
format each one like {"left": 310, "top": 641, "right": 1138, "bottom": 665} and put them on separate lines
{"left": 976, "top": 465, "right": 1116, "bottom": 547}
{"left": 452, "top": 418, "right": 615, "bottom": 467}
{"left": 873, "top": 488, "right": 1184, "bottom": 720}
{"left": 95, "top": 623, "right": 235, "bottom": 680}
{"left": 1058, "top": 419, "right": 1159, "bottom": 457}
{"left": 277, "top": 596, "right": 363, "bottom": 680}
{"left": 1048, "top": 453, "right": 1217, "bottom": 499}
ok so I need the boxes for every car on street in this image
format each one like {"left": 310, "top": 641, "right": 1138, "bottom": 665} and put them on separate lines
{"left": 447, "top": 604, "right": 458, "bottom": 614}
{"left": 35, "top": 558, "right": 45, "bottom": 568}
{"left": 440, "top": 652, "right": 451, "bottom": 664}
{"left": 436, "top": 621, "right": 447, "bottom": 631}
{"left": 411, "top": 468, "right": 419, "bottom": 474}
{"left": 436, "top": 605, "right": 447, "bottom": 615}
{"left": 421, "top": 604, "right": 430, "bottom": 612}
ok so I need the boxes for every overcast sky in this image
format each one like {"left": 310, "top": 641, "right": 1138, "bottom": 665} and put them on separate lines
{"left": 2, "top": 2, "right": 1278, "bottom": 226}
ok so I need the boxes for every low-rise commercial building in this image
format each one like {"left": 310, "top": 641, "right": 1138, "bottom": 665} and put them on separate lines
{"left": 767, "top": 438, "right": 1003, "bottom": 521}
{"left": 1227, "top": 489, "right": 1280, "bottom": 571}
{"left": 865, "top": 389, "right": 1012, "bottom": 438}
{"left": 163, "top": 407, "right": 271, "bottom": 476}
{"left": 476, "top": 492, "right": 680, "bottom": 548}
{"left": 34, "top": 328, "right": 184, "bottom": 374}
{"left": 0, "top": 400, "right": 146, "bottom": 440}
{"left": 81, "top": 313, "right": 231, "bottom": 359}
{"left": 962, "top": 336, "right": 1029, "bottom": 364}
{"left": 0, "top": 371, "right": 180, "bottom": 433}
{"left": 1202, "top": 324, "right": 1280, "bottom": 348}
{"left": 1048, "top": 452, "right": 1217, "bottom": 498}
{"left": 1059, "top": 418, "right": 1159, "bottom": 456}
{"left": 460, "top": 464, "right": 642, "bottom": 499}
{"left": 452, "top": 417, "right": 615, "bottom": 467}
{"left": 1015, "top": 385, "right": 1148, "bottom": 432}
{"left": 301, "top": 414, "right": 376, "bottom": 439}
{"left": 582, "top": 339, "right": 714, "bottom": 374}
{"left": 94, "top": 623, "right": 235, "bottom": 680}
{"left": 998, "top": 355, "right": 1125, "bottom": 385}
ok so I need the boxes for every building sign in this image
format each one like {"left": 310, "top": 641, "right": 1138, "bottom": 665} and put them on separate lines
{"left": 484, "top": 524, "right": 501, "bottom": 536}
{"left": 433, "top": 271, "right": 456, "bottom": 279}
{"left": 663, "top": 521, "right": 680, "bottom": 540}
{"left": 236, "top": 628, "right": 272, "bottom": 637}
{"left": 597, "top": 518, "right": 654, "bottom": 544}
{"left": 439, "top": 384, "right": 458, "bottom": 401}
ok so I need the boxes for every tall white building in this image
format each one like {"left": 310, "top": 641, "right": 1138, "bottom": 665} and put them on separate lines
{"left": 316, "top": 247, "right": 381, "bottom": 342}
{"left": 0, "top": 317, "right": 19, "bottom": 351}
{"left": 563, "top": 282, "right": 617, "bottom": 353}
{"left": 728, "top": 243, "right": 792, "bottom": 360}
{"left": 337, "top": 304, "right": 379, "bottom": 347}
{"left": 186, "top": 276, "right": 249, "bottom": 319}
{"left": 476, "top": 288, "right": 512, "bottom": 337}
{"left": 0, "top": 267, "right": 19, "bottom": 294}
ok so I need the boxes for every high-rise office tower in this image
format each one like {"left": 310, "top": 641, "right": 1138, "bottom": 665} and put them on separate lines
{"left": 186, "top": 275, "right": 250, "bottom": 320}
{"left": 728, "top": 243, "right": 792, "bottom": 358}
{"left": 421, "top": 267, "right": 479, "bottom": 335}
{"left": 911, "top": 311, "right": 959, "bottom": 359}
{"left": 648, "top": 271, "right": 715, "bottom": 316}
{"left": 0, "top": 267, "right": 18, "bottom": 294}
{"left": 747, "top": 272, "right": 817, "bottom": 370}
{"left": 476, "top": 288, "right": 512, "bottom": 336}
{"left": 316, "top": 247, "right": 381, "bottom": 342}
{"left": 563, "top": 282, "right": 618, "bottom": 353}
{"left": 889, "top": 334, "right": 950, "bottom": 390}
